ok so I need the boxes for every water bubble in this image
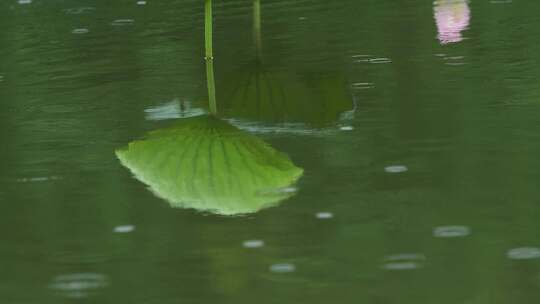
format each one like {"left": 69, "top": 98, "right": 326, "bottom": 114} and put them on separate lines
{"left": 49, "top": 273, "right": 109, "bottom": 298}
{"left": 433, "top": 225, "right": 471, "bottom": 238}
{"left": 18, "top": 0, "right": 32, "bottom": 4}
{"left": 340, "top": 126, "right": 354, "bottom": 131}
{"left": 315, "top": 212, "right": 334, "bottom": 219}
{"left": 242, "top": 240, "right": 264, "bottom": 249}
{"left": 270, "top": 263, "right": 296, "bottom": 273}
{"left": 507, "top": 247, "right": 540, "bottom": 260}
{"left": 72, "top": 28, "right": 89, "bottom": 34}
{"left": 113, "top": 225, "right": 135, "bottom": 233}
{"left": 0, "top": 75, "right": 4, "bottom": 82}
{"left": 384, "top": 165, "right": 408, "bottom": 173}
{"left": 298, "top": 17, "right": 307, "bottom": 21}
{"left": 382, "top": 253, "right": 425, "bottom": 271}
{"left": 136, "top": 0, "right": 147, "bottom": 4}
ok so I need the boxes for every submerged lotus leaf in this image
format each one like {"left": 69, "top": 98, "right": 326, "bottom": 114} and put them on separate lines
{"left": 116, "top": 115, "right": 303, "bottom": 215}
{"left": 218, "top": 65, "right": 354, "bottom": 126}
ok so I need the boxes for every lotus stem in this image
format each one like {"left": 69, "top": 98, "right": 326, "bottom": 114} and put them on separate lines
{"left": 253, "top": 0, "right": 262, "bottom": 58}
{"left": 205, "top": 0, "right": 213, "bottom": 60}
{"left": 206, "top": 60, "right": 217, "bottom": 116}
{"left": 205, "top": 0, "right": 217, "bottom": 115}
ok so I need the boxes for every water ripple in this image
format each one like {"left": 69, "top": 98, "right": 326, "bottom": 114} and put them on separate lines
{"left": 113, "top": 225, "right": 135, "bottom": 233}
{"left": 270, "top": 263, "right": 296, "bottom": 273}
{"left": 242, "top": 240, "right": 265, "bottom": 249}
{"left": 507, "top": 247, "right": 540, "bottom": 260}
{"left": 315, "top": 212, "right": 334, "bottom": 219}
{"left": 49, "top": 273, "right": 109, "bottom": 298}
{"left": 63, "top": 7, "right": 95, "bottom": 15}
{"left": 111, "top": 19, "right": 135, "bottom": 26}
{"left": 433, "top": 225, "right": 471, "bottom": 238}
{"left": 382, "top": 253, "right": 426, "bottom": 271}
{"left": 384, "top": 165, "right": 408, "bottom": 173}
{"left": 71, "top": 28, "right": 89, "bottom": 35}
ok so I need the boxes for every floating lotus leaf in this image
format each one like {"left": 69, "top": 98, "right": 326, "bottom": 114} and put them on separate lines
{"left": 116, "top": 115, "right": 303, "bottom": 215}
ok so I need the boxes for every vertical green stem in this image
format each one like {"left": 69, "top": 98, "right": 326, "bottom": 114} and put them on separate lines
{"left": 205, "top": 0, "right": 217, "bottom": 115}
{"left": 253, "top": 0, "right": 262, "bottom": 59}
{"left": 205, "top": 0, "right": 213, "bottom": 60}
{"left": 206, "top": 59, "right": 217, "bottom": 116}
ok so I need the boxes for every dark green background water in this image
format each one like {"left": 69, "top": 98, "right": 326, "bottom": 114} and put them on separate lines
{"left": 3, "top": 0, "right": 540, "bottom": 303}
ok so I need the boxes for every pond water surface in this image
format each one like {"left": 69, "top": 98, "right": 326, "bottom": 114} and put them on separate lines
{"left": 2, "top": 0, "right": 540, "bottom": 303}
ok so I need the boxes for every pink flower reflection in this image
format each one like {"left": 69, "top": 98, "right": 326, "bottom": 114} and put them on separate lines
{"left": 434, "top": 0, "right": 471, "bottom": 44}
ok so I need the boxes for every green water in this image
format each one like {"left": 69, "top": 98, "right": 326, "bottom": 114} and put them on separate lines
{"left": 3, "top": 0, "right": 540, "bottom": 302}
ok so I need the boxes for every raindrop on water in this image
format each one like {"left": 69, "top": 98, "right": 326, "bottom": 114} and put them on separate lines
{"left": 16, "top": 176, "right": 61, "bottom": 183}
{"left": 242, "top": 240, "right": 264, "bottom": 248}
{"left": 369, "top": 58, "right": 392, "bottom": 64}
{"left": 382, "top": 253, "right": 425, "bottom": 271}
{"left": 316, "top": 212, "right": 334, "bottom": 219}
{"left": 111, "top": 19, "right": 135, "bottom": 26}
{"left": 72, "top": 28, "right": 89, "bottom": 34}
{"left": 113, "top": 225, "right": 135, "bottom": 233}
{"left": 64, "top": 7, "right": 95, "bottom": 14}
{"left": 384, "top": 165, "right": 408, "bottom": 173}
{"left": 49, "top": 273, "right": 109, "bottom": 298}
{"left": 351, "top": 54, "right": 371, "bottom": 58}
{"left": 270, "top": 263, "right": 296, "bottom": 273}
{"left": 507, "top": 247, "right": 540, "bottom": 260}
{"left": 351, "top": 82, "right": 375, "bottom": 89}
{"left": 433, "top": 225, "right": 471, "bottom": 238}
{"left": 383, "top": 262, "right": 420, "bottom": 270}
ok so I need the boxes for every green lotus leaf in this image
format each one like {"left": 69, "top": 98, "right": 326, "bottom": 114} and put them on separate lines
{"left": 116, "top": 115, "right": 303, "bottom": 215}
